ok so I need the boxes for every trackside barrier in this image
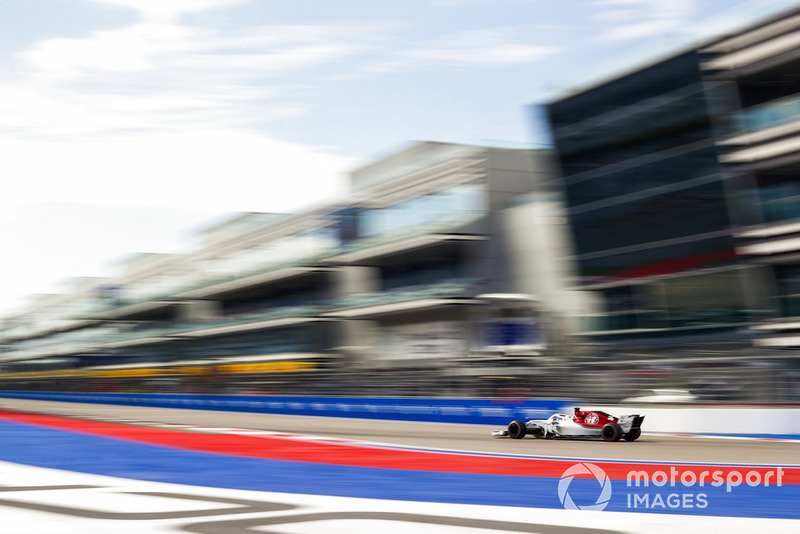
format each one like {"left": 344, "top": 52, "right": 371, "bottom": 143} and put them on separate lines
{"left": 589, "top": 404, "right": 800, "bottom": 437}
{"left": 2, "top": 392, "right": 799, "bottom": 435}
{"left": 0, "top": 391, "right": 569, "bottom": 426}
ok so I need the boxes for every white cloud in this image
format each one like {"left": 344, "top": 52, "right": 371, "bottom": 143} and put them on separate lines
{"left": 4, "top": 15, "right": 397, "bottom": 141}
{"left": 592, "top": 0, "right": 696, "bottom": 42}
{"left": 88, "top": 0, "right": 240, "bottom": 23}
{"left": 351, "top": 28, "right": 560, "bottom": 77}
{"left": 0, "top": 130, "right": 355, "bottom": 213}
{"left": 406, "top": 30, "right": 559, "bottom": 65}
{"left": 23, "top": 27, "right": 153, "bottom": 76}
{"left": 0, "top": 2, "right": 376, "bottom": 312}
{"left": 0, "top": 128, "right": 356, "bottom": 315}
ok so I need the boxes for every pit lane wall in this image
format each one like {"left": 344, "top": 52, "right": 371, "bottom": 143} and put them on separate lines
{"left": 1, "top": 391, "right": 799, "bottom": 436}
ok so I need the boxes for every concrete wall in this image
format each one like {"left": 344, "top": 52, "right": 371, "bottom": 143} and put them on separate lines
{"left": 502, "top": 194, "right": 591, "bottom": 341}
{"left": 589, "top": 404, "right": 800, "bottom": 436}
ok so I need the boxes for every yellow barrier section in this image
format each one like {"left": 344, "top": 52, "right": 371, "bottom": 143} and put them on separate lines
{"left": 218, "top": 361, "right": 316, "bottom": 374}
{"left": 91, "top": 368, "right": 165, "bottom": 378}
{"left": 0, "top": 361, "right": 317, "bottom": 380}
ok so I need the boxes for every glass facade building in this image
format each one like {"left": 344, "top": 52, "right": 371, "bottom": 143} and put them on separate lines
{"left": 0, "top": 142, "right": 570, "bottom": 398}
{"left": 546, "top": 50, "right": 751, "bottom": 332}
{"left": 544, "top": 7, "right": 800, "bottom": 401}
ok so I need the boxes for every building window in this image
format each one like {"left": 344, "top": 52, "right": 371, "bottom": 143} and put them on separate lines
{"left": 360, "top": 183, "right": 484, "bottom": 239}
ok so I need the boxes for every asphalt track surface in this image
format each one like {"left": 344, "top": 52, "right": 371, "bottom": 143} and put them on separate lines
{"left": 2, "top": 397, "right": 798, "bottom": 465}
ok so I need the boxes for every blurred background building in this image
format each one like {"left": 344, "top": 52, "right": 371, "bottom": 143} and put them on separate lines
{"left": 544, "top": 6, "right": 800, "bottom": 402}
{"left": 3, "top": 6, "right": 800, "bottom": 403}
{"left": 0, "top": 142, "right": 582, "bottom": 398}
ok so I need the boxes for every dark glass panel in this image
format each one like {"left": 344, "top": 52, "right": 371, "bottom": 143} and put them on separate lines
{"left": 570, "top": 181, "right": 731, "bottom": 256}
{"left": 578, "top": 236, "right": 737, "bottom": 282}
{"left": 565, "top": 147, "right": 721, "bottom": 209}
{"left": 547, "top": 52, "right": 703, "bottom": 130}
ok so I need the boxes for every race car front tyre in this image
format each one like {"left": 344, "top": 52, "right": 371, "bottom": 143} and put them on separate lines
{"left": 623, "top": 428, "right": 641, "bottom": 441}
{"left": 601, "top": 422, "right": 622, "bottom": 442}
{"left": 508, "top": 420, "right": 527, "bottom": 439}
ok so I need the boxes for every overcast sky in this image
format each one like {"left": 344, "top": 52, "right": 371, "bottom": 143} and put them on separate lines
{"left": 1, "top": 0, "right": 798, "bottom": 315}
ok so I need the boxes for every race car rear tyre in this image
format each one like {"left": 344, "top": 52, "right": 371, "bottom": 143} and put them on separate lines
{"left": 623, "top": 428, "right": 642, "bottom": 441}
{"left": 602, "top": 422, "right": 622, "bottom": 442}
{"left": 508, "top": 420, "right": 527, "bottom": 439}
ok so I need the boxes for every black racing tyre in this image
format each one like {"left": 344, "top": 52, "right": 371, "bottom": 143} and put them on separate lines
{"left": 601, "top": 422, "right": 622, "bottom": 442}
{"left": 508, "top": 420, "right": 527, "bottom": 439}
{"left": 623, "top": 428, "right": 642, "bottom": 441}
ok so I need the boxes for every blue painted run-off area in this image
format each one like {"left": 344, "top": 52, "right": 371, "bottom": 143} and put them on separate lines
{"left": 0, "top": 391, "right": 570, "bottom": 425}
{"left": 1, "top": 418, "right": 798, "bottom": 519}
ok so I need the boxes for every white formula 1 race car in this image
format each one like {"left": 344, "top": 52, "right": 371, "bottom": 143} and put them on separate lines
{"left": 492, "top": 407, "right": 645, "bottom": 442}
